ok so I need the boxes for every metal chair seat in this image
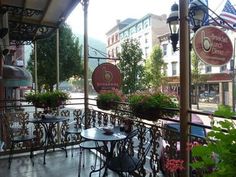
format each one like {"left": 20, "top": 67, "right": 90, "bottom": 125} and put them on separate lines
{"left": 79, "top": 140, "right": 103, "bottom": 149}
{"left": 66, "top": 127, "right": 82, "bottom": 135}
{"left": 106, "top": 128, "right": 151, "bottom": 176}
{"left": 2, "top": 114, "right": 35, "bottom": 169}
{"left": 12, "top": 135, "right": 35, "bottom": 142}
{"left": 65, "top": 126, "right": 82, "bottom": 157}
{"left": 78, "top": 140, "right": 104, "bottom": 177}
{"left": 107, "top": 152, "right": 139, "bottom": 172}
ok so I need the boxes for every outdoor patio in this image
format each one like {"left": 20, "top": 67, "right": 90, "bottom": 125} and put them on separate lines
{"left": 0, "top": 148, "right": 120, "bottom": 177}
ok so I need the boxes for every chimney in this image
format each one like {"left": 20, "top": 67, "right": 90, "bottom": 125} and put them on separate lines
{"left": 116, "top": 19, "right": 120, "bottom": 24}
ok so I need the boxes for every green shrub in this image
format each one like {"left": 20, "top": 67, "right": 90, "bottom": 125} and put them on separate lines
{"left": 25, "top": 90, "right": 69, "bottom": 108}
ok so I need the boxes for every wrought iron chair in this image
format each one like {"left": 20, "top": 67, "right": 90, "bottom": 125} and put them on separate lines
{"left": 2, "top": 113, "right": 36, "bottom": 169}
{"left": 78, "top": 140, "right": 104, "bottom": 177}
{"left": 65, "top": 120, "right": 83, "bottom": 157}
{"left": 107, "top": 128, "right": 151, "bottom": 176}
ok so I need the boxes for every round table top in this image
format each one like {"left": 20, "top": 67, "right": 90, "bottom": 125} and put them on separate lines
{"left": 81, "top": 126, "right": 128, "bottom": 142}
{"left": 29, "top": 116, "right": 68, "bottom": 124}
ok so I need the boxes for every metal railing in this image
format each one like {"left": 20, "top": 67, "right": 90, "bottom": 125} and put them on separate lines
{"left": 0, "top": 97, "right": 227, "bottom": 176}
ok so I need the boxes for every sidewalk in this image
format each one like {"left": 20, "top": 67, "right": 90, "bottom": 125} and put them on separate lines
{"left": 192, "top": 102, "right": 217, "bottom": 113}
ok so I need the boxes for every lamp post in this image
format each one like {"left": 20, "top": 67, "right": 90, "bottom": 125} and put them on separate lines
{"left": 167, "top": 1, "right": 207, "bottom": 177}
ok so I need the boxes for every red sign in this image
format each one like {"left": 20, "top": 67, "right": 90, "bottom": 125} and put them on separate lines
{"left": 192, "top": 26, "right": 233, "bottom": 66}
{"left": 92, "top": 63, "right": 122, "bottom": 93}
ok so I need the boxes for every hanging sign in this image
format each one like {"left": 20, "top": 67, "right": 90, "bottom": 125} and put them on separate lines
{"left": 92, "top": 63, "right": 122, "bottom": 93}
{"left": 192, "top": 26, "right": 233, "bottom": 66}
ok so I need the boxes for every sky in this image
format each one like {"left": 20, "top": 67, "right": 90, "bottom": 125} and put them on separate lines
{"left": 66, "top": 0, "right": 235, "bottom": 42}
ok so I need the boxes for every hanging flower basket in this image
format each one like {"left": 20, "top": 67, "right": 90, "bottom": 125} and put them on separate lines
{"left": 96, "top": 89, "right": 125, "bottom": 110}
{"left": 97, "top": 100, "right": 118, "bottom": 110}
{"left": 132, "top": 105, "right": 169, "bottom": 121}
{"left": 129, "top": 92, "right": 179, "bottom": 121}
{"left": 25, "top": 91, "right": 69, "bottom": 109}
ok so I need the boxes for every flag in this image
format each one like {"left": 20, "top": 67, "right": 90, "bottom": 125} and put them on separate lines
{"left": 209, "top": 0, "right": 236, "bottom": 30}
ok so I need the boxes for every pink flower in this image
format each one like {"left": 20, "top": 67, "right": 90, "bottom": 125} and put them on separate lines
{"left": 186, "top": 141, "right": 200, "bottom": 151}
{"left": 165, "top": 159, "right": 185, "bottom": 173}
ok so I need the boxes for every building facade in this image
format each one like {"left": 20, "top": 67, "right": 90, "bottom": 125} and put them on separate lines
{"left": 106, "top": 14, "right": 169, "bottom": 60}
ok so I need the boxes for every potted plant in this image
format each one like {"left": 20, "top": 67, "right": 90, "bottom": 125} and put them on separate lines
{"left": 128, "top": 91, "right": 179, "bottom": 121}
{"left": 25, "top": 90, "right": 70, "bottom": 109}
{"left": 97, "top": 89, "right": 125, "bottom": 110}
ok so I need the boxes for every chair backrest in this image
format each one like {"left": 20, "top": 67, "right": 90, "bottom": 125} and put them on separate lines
{"left": 118, "top": 129, "right": 139, "bottom": 154}
{"left": 126, "top": 129, "right": 138, "bottom": 140}
{"left": 1, "top": 114, "right": 13, "bottom": 147}
{"left": 136, "top": 138, "right": 152, "bottom": 168}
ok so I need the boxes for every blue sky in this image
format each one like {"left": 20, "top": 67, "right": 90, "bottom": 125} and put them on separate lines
{"left": 66, "top": 0, "right": 234, "bottom": 42}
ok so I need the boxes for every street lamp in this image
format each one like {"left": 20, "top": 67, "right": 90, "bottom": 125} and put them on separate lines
{"left": 189, "top": 0, "right": 208, "bottom": 32}
{"left": 167, "top": 3, "right": 179, "bottom": 52}
{"left": 167, "top": 0, "right": 208, "bottom": 51}
{"left": 167, "top": 1, "right": 207, "bottom": 177}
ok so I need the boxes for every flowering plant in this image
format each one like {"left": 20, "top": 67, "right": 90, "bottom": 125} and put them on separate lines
{"left": 97, "top": 88, "right": 125, "bottom": 110}
{"left": 128, "top": 91, "right": 178, "bottom": 121}
{"left": 191, "top": 105, "right": 236, "bottom": 176}
{"left": 25, "top": 90, "right": 69, "bottom": 108}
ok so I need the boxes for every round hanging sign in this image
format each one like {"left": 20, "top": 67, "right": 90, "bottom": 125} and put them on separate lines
{"left": 92, "top": 63, "right": 122, "bottom": 93}
{"left": 192, "top": 26, "right": 233, "bottom": 66}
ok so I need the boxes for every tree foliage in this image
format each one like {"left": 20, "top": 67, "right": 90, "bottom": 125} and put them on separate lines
{"left": 191, "top": 51, "right": 206, "bottom": 85}
{"left": 27, "top": 24, "right": 83, "bottom": 91}
{"left": 191, "top": 51, "right": 208, "bottom": 108}
{"left": 118, "top": 39, "right": 144, "bottom": 94}
{"left": 144, "top": 45, "right": 166, "bottom": 89}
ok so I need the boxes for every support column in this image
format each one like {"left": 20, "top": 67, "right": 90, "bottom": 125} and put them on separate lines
{"left": 34, "top": 41, "right": 38, "bottom": 92}
{"left": 83, "top": 0, "right": 89, "bottom": 128}
{"left": 56, "top": 28, "right": 59, "bottom": 90}
{"left": 179, "top": 0, "right": 190, "bottom": 176}
{"left": 0, "top": 55, "right": 4, "bottom": 113}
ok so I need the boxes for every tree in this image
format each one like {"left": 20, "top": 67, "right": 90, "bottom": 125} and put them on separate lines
{"left": 118, "top": 39, "right": 144, "bottom": 94}
{"left": 143, "top": 45, "right": 166, "bottom": 90}
{"left": 191, "top": 51, "right": 208, "bottom": 109}
{"left": 27, "top": 23, "right": 83, "bottom": 92}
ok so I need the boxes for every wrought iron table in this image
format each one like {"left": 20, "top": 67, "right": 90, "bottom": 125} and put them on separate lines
{"left": 81, "top": 126, "right": 129, "bottom": 176}
{"left": 29, "top": 116, "right": 69, "bottom": 164}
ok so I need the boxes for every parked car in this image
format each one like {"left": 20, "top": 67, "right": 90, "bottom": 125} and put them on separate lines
{"left": 160, "top": 114, "right": 207, "bottom": 174}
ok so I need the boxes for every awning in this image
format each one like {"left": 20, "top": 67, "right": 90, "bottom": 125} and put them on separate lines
{"left": 0, "top": 0, "right": 81, "bottom": 45}
{"left": 0, "top": 65, "right": 32, "bottom": 87}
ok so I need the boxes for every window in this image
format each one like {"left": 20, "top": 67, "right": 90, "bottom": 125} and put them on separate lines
{"left": 144, "top": 33, "right": 149, "bottom": 43}
{"left": 124, "top": 31, "right": 129, "bottom": 38}
{"left": 111, "top": 35, "right": 114, "bottom": 44}
{"left": 145, "top": 47, "right": 149, "bottom": 58}
{"left": 115, "top": 34, "right": 119, "bottom": 42}
{"left": 107, "top": 38, "right": 110, "bottom": 46}
{"left": 116, "top": 47, "right": 119, "bottom": 56}
{"left": 143, "top": 18, "right": 150, "bottom": 28}
{"left": 205, "top": 65, "right": 212, "bottom": 73}
{"left": 137, "top": 23, "right": 142, "bottom": 31}
{"left": 120, "top": 33, "right": 124, "bottom": 39}
{"left": 230, "top": 59, "right": 234, "bottom": 71}
{"left": 163, "top": 44, "right": 168, "bottom": 56}
{"left": 138, "top": 36, "right": 142, "bottom": 43}
{"left": 220, "top": 65, "right": 227, "bottom": 72}
{"left": 111, "top": 49, "right": 114, "bottom": 58}
{"left": 172, "top": 62, "right": 177, "bottom": 76}
{"left": 130, "top": 27, "right": 136, "bottom": 35}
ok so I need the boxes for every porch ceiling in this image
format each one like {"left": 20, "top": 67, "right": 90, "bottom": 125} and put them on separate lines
{"left": 0, "top": 0, "right": 81, "bottom": 45}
